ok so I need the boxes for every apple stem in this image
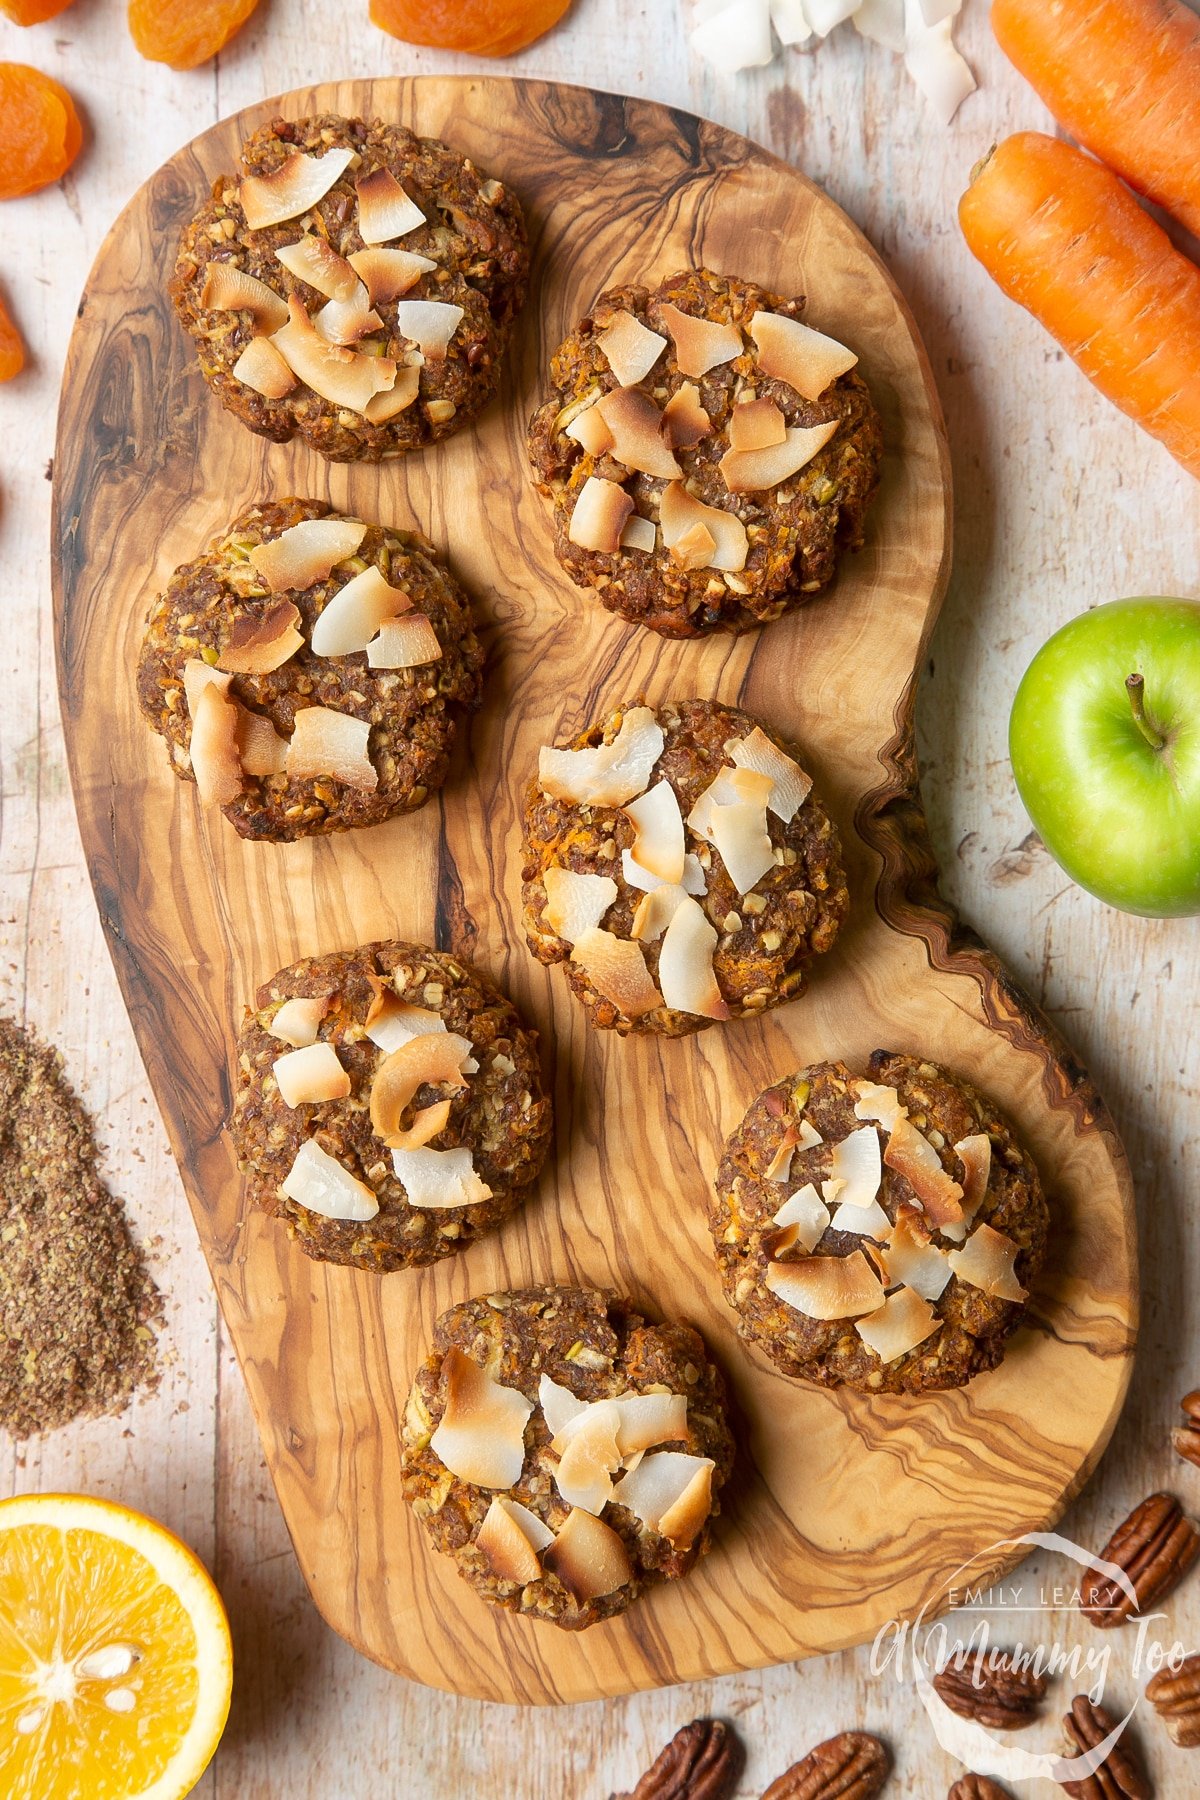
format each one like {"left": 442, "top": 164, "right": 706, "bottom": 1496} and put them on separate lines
{"left": 1126, "top": 673, "right": 1164, "bottom": 751}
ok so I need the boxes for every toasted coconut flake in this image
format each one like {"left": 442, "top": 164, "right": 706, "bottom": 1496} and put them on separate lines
{"left": 285, "top": 706, "right": 377, "bottom": 791}
{"left": 720, "top": 422, "right": 840, "bottom": 494}
{"left": 852, "top": 1079, "right": 907, "bottom": 1133}
{"left": 729, "top": 397, "right": 787, "bottom": 452}
{"left": 310, "top": 565, "right": 411, "bottom": 658}
{"left": 539, "top": 706, "right": 664, "bottom": 808}
{"left": 314, "top": 281, "right": 384, "bottom": 346}
{"left": 189, "top": 681, "right": 242, "bottom": 807}
{"left": 953, "top": 1133, "right": 992, "bottom": 1235}
{"left": 266, "top": 995, "right": 330, "bottom": 1049}
{"left": 613, "top": 1393, "right": 688, "bottom": 1457}
{"left": 771, "top": 1182, "right": 831, "bottom": 1252}
{"left": 199, "top": 262, "right": 288, "bottom": 332}
{"left": 240, "top": 147, "right": 355, "bottom": 230}
{"left": 612, "top": 1452, "right": 714, "bottom": 1549}
{"left": 476, "top": 1497, "right": 553, "bottom": 1585}
{"left": 855, "top": 1286, "right": 941, "bottom": 1364}
{"left": 348, "top": 246, "right": 437, "bottom": 303}
{"left": 707, "top": 798, "right": 775, "bottom": 896}
{"left": 798, "top": 1120, "right": 823, "bottom": 1149}
{"left": 624, "top": 780, "right": 685, "bottom": 884}
{"left": 248, "top": 515, "right": 367, "bottom": 593}
{"left": 231, "top": 335, "right": 297, "bottom": 400}
{"left": 538, "top": 1375, "right": 587, "bottom": 1439}
{"left": 280, "top": 1137, "right": 378, "bottom": 1222}
{"left": 766, "top": 1250, "right": 886, "bottom": 1320}
{"left": 946, "top": 1222, "right": 1027, "bottom": 1302}
{"left": 621, "top": 514, "right": 657, "bottom": 554}
{"left": 884, "top": 1212, "right": 953, "bottom": 1300}
{"left": 553, "top": 1400, "right": 622, "bottom": 1514}
{"left": 429, "top": 1347, "right": 532, "bottom": 1488}
{"left": 829, "top": 1126, "right": 882, "bottom": 1210}
{"left": 658, "top": 894, "right": 729, "bottom": 1020}
{"left": 728, "top": 726, "right": 813, "bottom": 822}
{"left": 355, "top": 167, "right": 426, "bottom": 244}
{"left": 687, "top": 764, "right": 774, "bottom": 845}
{"left": 369, "top": 1032, "right": 472, "bottom": 1141}
{"left": 659, "top": 481, "right": 748, "bottom": 572}
{"left": 671, "top": 521, "right": 718, "bottom": 571}
{"left": 622, "top": 849, "right": 706, "bottom": 897}
{"left": 363, "top": 363, "right": 421, "bottom": 423}
{"left": 183, "top": 655, "right": 230, "bottom": 716}
{"left": 571, "top": 928, "right": 662, "bottom": 1019}
{"left": 568, "top": 476, "right": 634, "bottom": 555}
{"left": 392, "top": 299, "right": 463, "bottom": 362}
{"left": 218, "top": 600, "right": 304, "bottom": 674}
{"left": 825, "top": 1184, "right": 892, "bottom": 1241}
{"left": 543, "top": 868, "right": 618, "bottom": 945}
{"left": 661, "top": 381, "right": 712, "bottom": 449}
{"left": 275, "top": 234, "right": 359, "bottom": 302}
{"left": 387, "top": 1098, "right": 451, "bottom": 1152}
{"left": 884, "top": 1115, "right": 964, "bottom": 1227}
{"left": 543, "top": 1507, "right": 632, "bottom": 1603}
{"left": 749, "top": 310, "right": 858, "bottom": 400}
{"left": 272, "top": 295, "right": 397, "bottom": 415}
{"left": 237, "top": 708, "right": 288, "bottom": 777}
{"left": 564, "top": 402, "right": 614, "bottom": 457}
{"left": 366, "top": 614, "right": 442, "bottom": 669}
{"left": 365, "top": 993, "right": 450, "bottom": 1055}
{"left": 391, "top": 1145, "right": 492, "bottom": 1208}
{"left": 658, "top": 302, "right": 742, "bottom": 377}
{"left": 630, "top": 882, "right": 690, "bottom": 944}
{"left": 272, "top": 1041, "right": 351, "bottom": 1108}
{"left": 594, "top": 388, "right": 681, "bottom": 480}
{"left": 765, "top": 1126, "right": 800, "bottom": 1184}
{"left": 596, "top": 311, "right": 665, "bottom": 387}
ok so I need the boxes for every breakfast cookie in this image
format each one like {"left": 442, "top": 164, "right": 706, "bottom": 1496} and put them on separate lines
{"left": 521, "top": 697, "right": 848, "bottom": 1037}
{"left": 171, "top": 114, "right": 528, "bottom": 461}
{"left": 711, "top": 1054, "right": 1049, "bottom": 1395}
{"left": 136, "top": 498, "right": 484, "bottom": 843}
{"left": 400, "top": 1285, "right": 734, "bottom": 1629}
{"left": 526, "top": 267, "right": 882, "bottom": 636}
{"left": 228, "top": 941, "right": 552, "bottom": 1273}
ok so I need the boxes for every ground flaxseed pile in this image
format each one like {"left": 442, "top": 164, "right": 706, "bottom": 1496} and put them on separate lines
{"left": 0, "top": 1017, "right": 162, "bottom": 1438}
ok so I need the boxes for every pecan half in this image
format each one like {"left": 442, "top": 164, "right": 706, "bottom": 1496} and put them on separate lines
{"left": 1080, "top": 1492, "right": 1200, "bottom": 1627}
{"left": 612, "top": 1719, "right": 740, "bottom": 1800}
{"left": 1172, "top": 1391, "right": 1200, "bottom": 1470}
{"left": 934, "top": 1648, "right": 1047, "bottom": 1728}
{"left": 1146, "top": 1650, "right": 1200, "bottom": 1747}
{"left": 948, "top": 1779, "right": 1013, "bottom": 1800}
{"left": 761, "top": 1731, "right": 890, "bottom": 1799}
{"left": 1059, "top": 1696, "right": 1152, "bottom": 1799}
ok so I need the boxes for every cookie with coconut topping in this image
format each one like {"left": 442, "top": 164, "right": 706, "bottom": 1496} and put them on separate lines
{"left": 526, "top": 267, "right": 882, "bottom": 637}
{"left": 520, "top": 697, "right": 848, "bottom": 1037}
{"left": 229, "top": 941, "right": 552, "bottom": 1273}
{"left": 171, "top": 114, "right": 528, "bottom": 462}
{"left": 400, "top": 1285, "right": 734, "bottom": 1629}
{"left": 136, "top": 498, "right": 484, "bottom": 843}
{"left": 710, "top": 1054, "right": 1049, "bottom": 1395}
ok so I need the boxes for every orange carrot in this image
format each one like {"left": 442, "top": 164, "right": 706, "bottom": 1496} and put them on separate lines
{"left": 959, "top": 133, "right": 1200, "bottom": 481}
{"left": 992, "top": 0, "right": 1200, "bottom": 241}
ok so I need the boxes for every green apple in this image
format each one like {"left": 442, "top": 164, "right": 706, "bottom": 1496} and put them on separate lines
{"left": 1009, "top": 597, "right": 1200, "bottom": 917}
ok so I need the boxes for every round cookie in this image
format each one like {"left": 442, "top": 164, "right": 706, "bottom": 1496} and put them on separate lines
{"left": 136, "top": 498, "right": 484, "bottom": 843}
{"left": 171, "top": 114, "right": 528, "bottom": 462}
{"left": 400, "top": 1286, "right": 734, "bottom": 1630}
{"left": 526, "top": 267, "right": 882, "bottom": 637}
{"left": 710, "top": 1054, "right": 1049, "bottom": 1395}
{"left": 521, "top": 697, "right": 848, "bottom": 1037}
{"left": 229, "top": 941, "right": 552, "bottom": 1273}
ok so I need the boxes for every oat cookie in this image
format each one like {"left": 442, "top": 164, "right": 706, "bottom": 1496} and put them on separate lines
{"left": 527, "top": 267, "right": 882, "bottom": 636}
{"left": 400, "top": 1286, "right": 735, "bottom": 1628}
{"left": 711, "top": 1054, "right": 1049, "bottom": 1394}
{"left": 229, "top": 941, "right": 552, "bottom": 1273}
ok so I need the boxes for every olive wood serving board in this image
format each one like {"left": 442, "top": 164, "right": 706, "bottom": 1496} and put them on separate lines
{"left": 52, "top": 77, "right": 1137, "bottom": 1705}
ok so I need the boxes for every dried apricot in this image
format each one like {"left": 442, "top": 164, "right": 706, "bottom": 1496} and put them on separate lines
{"left": 0, "top": 64, "right": 82, "bottom": 201}
{"left": 0, "top": 293, "right": 24, "bottom": 382}
{"left": 0, "top": 0, "right": 76, "bottom": 22}
{"left": 369, "top": 0, "right": 572, "bottom": 57}
{"left": 128, "top": 0, "right": 260, "bottom": 69}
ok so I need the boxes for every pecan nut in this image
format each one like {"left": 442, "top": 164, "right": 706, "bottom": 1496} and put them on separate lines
{"left": 948, "top": 1779, "right": 1013, "bottom": 1800}
{"left": 934, "top": 1648, "right": 1047, "bottom": 1728}
{"left": 1171, "top": 1390, "right": 1200, "bottom": 1470}
{"left": 1059, "top": 1696, "right": 1152, "bottom": 1799}
{"left": 1146, "top": 1649, "right": 1200, "bottom": 1747}
{"left": 613, "top": 1719, "right": 739, "bottom": 1800}
{"left": 1080, "top": 1492, "right": 1200, "bottom": 1626}
{"left": 761, "top": 1731, "right": 890, "bottom": 1799}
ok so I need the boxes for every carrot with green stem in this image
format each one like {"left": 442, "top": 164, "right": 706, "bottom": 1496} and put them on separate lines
{"left": 958, "top": 132, "right": 1200, "bottom": 481}
{"left": 991, "top": 0, "right": 1200, "bottom": 240}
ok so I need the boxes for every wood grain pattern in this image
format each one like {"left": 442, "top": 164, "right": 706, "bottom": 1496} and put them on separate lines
{"left": 51, "top": 76, "right": 1136, "bottom": 1706}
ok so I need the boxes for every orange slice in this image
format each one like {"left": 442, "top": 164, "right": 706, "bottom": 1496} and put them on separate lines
{"left": 0, "top": 1493, "right": 232, "bottom": 1799}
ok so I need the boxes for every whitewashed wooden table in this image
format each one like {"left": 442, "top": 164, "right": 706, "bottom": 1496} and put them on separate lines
{"left": 2, "top": 3, "right": 1199, "bottom": 1794}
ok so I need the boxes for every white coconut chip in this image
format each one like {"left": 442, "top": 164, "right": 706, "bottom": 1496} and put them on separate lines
{"left": 231, "top": 336, "right": 297, "bottom": 400}
{"left": 391, "top": 1146, "right": 493, "bottom": 1209}
{"left": 657, "top": 895, "right": 729, "bottom": 1020}
{"left": 766, "top": 1250, "right": 885, "bottom": 1320}
{"left": 248, "top": 517, "right": 367, "bottom": 593}
{"left": 281, "top": 1137, "right": 378, "bottom": 1222}
{"left": 772, "top": 1182, "right": 831, "bottom": 1252}
{"left": 392, "top": 300, "right": 464, "bottom": 362}
{"left": 657, "top": 303, "right": 743, "bottom": 379}
{"left": 538, "top": 1374, "right": 587, "bottom": 1439}
{"left": 542, "top": 1508, "right": 632, "bottom": 1603}
{"left": 272, "top": 1042, "right": 350, "bottom": 1108}
{"left": 475, "top": 1496, "right": 554, "bottom": 1585}
{"left": 630, "top": 882, "right": 691, "bottom": 944}
{"left": 612, "top": 1452, "right": 715, "bottom": 1548}
{"left": 310, "top": 565, "right": 411, "bottom": 657}
{"left": 595, "top": 388, "right": 681, "bottom": 480}
{"left": 429, "top": 1348, "right": 532, "bottom": 1489}
{"left": 623, "top": 780, "right": 686, "bottom": 885}
{"left": 621, "top": 515, "right": 658, "bottom": 554}
{"left": 884, "top": 1212, "right": 953, "bottom": 1299}
{"left": 347, "top": 246, "right": 436, "bottom": 303}
{"left": 728, "top": 727, "right": 813, "bottom": 822}
{"left": 553, "top": 1400, "right": 622, "bottom": 1515}
{"left": 355, "top": 167, "right": 426, "bottom": 244}
{"left": 660, "top": 481, "right": 749, "bottom": 573}
{"left": 568, "top": 475, "right": 634, "bottom": 555}
{"left": 691, "top": 0, "right": 774, "bottom": 68}
{"left": 946, "top": 1222, "right": 1027, "bottom": 1302}
{"left": 538, "top": 707, "right": 664, "bottom": 808}
{"left": 571, "top": 928, "right": 663, "bottom": 1019}
{"left": 853, "top": 1079, "right": 908, "bottom": 1132}
{"left": 240, "top": 147, "right": 355, "bottom": 231}
{"left": 621, "top": 851, "right": 706, "bottom": 897}
{"left": 285, "top": 707, "right": 376, "bottom": 791}
{"left": 366, "top": 616, "right": 442, "bottom": 669}
{"left": 855, "top": 1286, "right": 941, "bottom": 1363}
{"left": 720, "top": 423, "right": 840, "bottom": 494}
{"left": 542, "top": 867, "right": 618, "bottom": 944}
{"left": 596, "top": 312, "right": 666, "bottom": 387}
{"left": 266, "top": 995, "right": 329, "bottom": 1049}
